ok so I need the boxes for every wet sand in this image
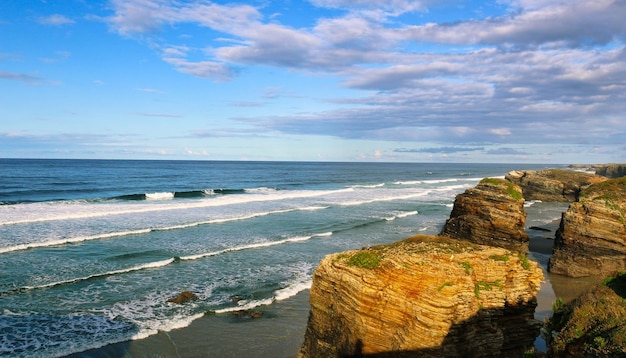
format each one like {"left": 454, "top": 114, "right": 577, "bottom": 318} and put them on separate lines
{"left": 70, "top": 291, "right": 310, "bottom": 357}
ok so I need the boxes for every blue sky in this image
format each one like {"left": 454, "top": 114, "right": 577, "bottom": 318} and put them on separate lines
{"left": 1, "top": 0, "right": 625, "bottom": 163}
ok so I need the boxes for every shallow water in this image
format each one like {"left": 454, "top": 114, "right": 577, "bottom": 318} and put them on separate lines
{"left": 1, "top": 160, "right": 567, "bottom": 357}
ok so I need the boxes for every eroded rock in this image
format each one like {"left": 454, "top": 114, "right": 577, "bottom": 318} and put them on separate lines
{"left": 505, "top": 169, "right": 606, "bottom": 202}
{"left": 548, "top": 177, "right": 626, "bottom": 277}
{"left": 547, "top": 272, "right": 626, "bottom": 356}
{"left": 440, "top": 178, "right": 529, "bottom": 252}
{"left": 595, "top": 164, "right": 626, "bottom": 179}
{"left": 299, "top": 235, "right": 543, "bottom": 358}
{"left": 167, "top": 291, "right": 198, "bottom": 304}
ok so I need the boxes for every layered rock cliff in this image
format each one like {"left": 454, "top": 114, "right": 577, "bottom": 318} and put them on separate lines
{"left": 548, "top": 177, "right": 626, "bottom": 277}
{"left": 547, "top": 271, "right": 626, "bottom": 357}
{"left": 505, "top": 169, "right": 606, "bottom": 202}
{"left": 299, "top": 235, "right": 543, "bottom": 358}
{"left": 440, "top": 178, "right": 529, "bottom": 252}
{"left": 595, "top": 164, "right": 626, "bottom": 179}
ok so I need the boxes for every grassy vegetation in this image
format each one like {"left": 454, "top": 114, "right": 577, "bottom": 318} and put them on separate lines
{"left": 518, "top": 253, "right": 531, "bottom": 270}
{"left": 347, "top": 251, "right": 382, "bottom": 269}
{"left": 540, "top": 168, "right": 602, "bottom": 183}
{"left": 480, "top": 177, "right": 523, "bottom": 200}
{"left": 474, "top": 280, "right": 502, "bottom": 298}
{"left": 458, "top": 261, "right": 473, "bottom": 275}
{"left": 579, "top": 177, "right": 626, "bottom": 205}
{"left": 437, "top": 281, "right": 453, "bottom": 292}
{"left": 603, "top": 270, "right": 626, "bottom": 298}
{"left": 547, "top": 272, "right": 626, "bottom": 356}
{"left": 489, "top": 254, "right": 510, "bottom": 263}
{"left": 579, "top": 177, "right": 626, "bottom": 226}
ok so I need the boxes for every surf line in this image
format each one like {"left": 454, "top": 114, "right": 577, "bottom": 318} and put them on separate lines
{"left": 0, "top": 232, "right": 332, "bottom": 297}
{"left": 179, "top": 232, "right": 333, "bottom": 261}
{"left": 0, "top": 188, "right": 350, "bottom": 226}
{"left": 1, "top": 258, "right": 175, "bottom": 297}
{"left": 0, "top": 206, "right": 329, "bottom": 255}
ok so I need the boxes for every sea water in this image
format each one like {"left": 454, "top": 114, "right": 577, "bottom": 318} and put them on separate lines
{"left": 0, "top": 159, "right": 558, "bottom": 357}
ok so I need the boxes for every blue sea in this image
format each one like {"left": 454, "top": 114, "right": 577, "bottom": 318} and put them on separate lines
{"left": 0, "top": 159, "right": 562, "bottom": 357}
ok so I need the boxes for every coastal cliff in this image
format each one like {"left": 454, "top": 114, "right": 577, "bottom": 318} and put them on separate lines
{"left": 547, "top": 271, "right": 626, "bottom": 357}
{"left": 440, "top": 178, "right": 528, "bottom": 252}
{"left": 298, "top": 235, "right": 543, "bottom": 358}
{"left": 505, "top": 169, "right": 606, "bottom": 202}
{"left": 595, "top": 164, "right": 626, "bottom": 178}
{"left": 548, "top": 177, "right": 626, "bottom": 277}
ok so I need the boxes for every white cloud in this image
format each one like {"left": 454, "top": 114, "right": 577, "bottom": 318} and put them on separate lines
{"left": 103, "top": 0, "right": 626, "bottom": 151}
{"left": 162, "top": 57, "right": 234, "bottom": 81}
{"left": 38, "top": 14, "right": 75, "bottom": 26}
{"left": 402, "top": 0, "right": 626, "bottom": 47}
{"left": 309, "top": 0, "right": 430, "bottom": 15}
{"left": 488, "top": 128, "right": 512, "bottom": 136}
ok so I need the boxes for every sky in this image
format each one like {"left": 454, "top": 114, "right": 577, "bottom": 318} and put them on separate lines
{"left": 1, "top": 0, "right": 625, "bottom": 163}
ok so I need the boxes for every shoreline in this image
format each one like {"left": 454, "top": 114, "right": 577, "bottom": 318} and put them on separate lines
{"left": 69, "top": 290, "right": 310, "bottom": 358}
{"left": 71, "top": 206, "right": 594, "bottom": 357}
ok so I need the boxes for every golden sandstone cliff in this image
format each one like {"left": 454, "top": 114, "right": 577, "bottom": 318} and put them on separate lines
{"left": 505, "top": 169, "right": 606, "bottom": 202}
{"left": 298, "top": 236, "right": 543, "bottom": 358}
{"left": 300, "top": 167, "right": 626, "bottom": 357}
{"left": 440, "top": 178, "right": 528, "bottom": 253}
{"left": 549, "top": 177, "right": 626, "bottom": 277}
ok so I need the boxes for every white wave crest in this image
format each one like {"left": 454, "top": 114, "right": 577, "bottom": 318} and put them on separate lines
{"left": 0, "top": 187, "right": 352, "bottom": 226}
{"left": 274, "top": 280, "right": 312, "bottom": 301}
{"left": 0, "top": 228, "right": 152, "bottom": 255}
{"left": 180, "top": 232, "right": 333, "bottom": 261}
{"left": 244, "top": 187, "right": 276, "bottom": 193}
{"left": 145, "top": 192, "right": 175, "bottom": 200}
{"left": 0, "top": 206, "right": 331, "bottom": 255}
{"left": 20, "top": 258, "right": 175, "bottom": 292}
{"left": 351, "top": 183, "right": 385, "bottom": 189}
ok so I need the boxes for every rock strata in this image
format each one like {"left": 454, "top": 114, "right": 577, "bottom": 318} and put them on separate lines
{"left": 299, "top": 235, "right": 543, "bottom": 358}
{"left": 547, "top": 271, "right": 626, "bottom": 357}
{"left": 595, "top": 164, "right": 626, "bottom": 178}
{"left": 548, "top": 177, "right": 626, "bottom": 277}
{"left": 505, "top": 169, "right": 606, "bottom": 202}
{"left": 440, "top": 178, "right": 529, "bottom": 252}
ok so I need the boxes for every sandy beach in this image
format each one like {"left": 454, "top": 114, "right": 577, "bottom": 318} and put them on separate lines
{"left": 70, "top": 205, "right": 597, "bottom": 357}
{"left": 70, "top": 290, "right": 310, "bottom": 357}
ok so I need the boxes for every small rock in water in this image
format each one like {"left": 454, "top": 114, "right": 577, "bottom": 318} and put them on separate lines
{"left": 529, "top": 226, "right": 552, "bottom": 232}
{"left": 167, "top": 291, "right": 199, "bottom": 304}
{"left": 231, "top": 295, "right": 246, "bottom": 303}
{"left": 232, "top": 309, "right": 263, "bottom": 319}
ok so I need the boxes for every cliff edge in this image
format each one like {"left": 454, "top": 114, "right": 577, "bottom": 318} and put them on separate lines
{"left": 548, "top": 177, "right": 626, "bottom": 277}
{"left": 505, "top": 169, "right": 606, "bottom": 202}
{"left": 299, "top": 235, "right": 543, "bottom": 358}
{"left": 547, "top": 271, "right": 626, "bottom": 357}
{"left": 440, "top": 178, "right": 528, "bottom": 252}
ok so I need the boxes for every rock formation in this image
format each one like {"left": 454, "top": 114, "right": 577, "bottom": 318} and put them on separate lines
{"left": 167, "top": 291, "right": 198, "bottom": 304}
{"left": 440, "top": 178, "right": 529, "bottom": 252}
{"left": 595, "top": 164, "right": 626, "bottom": 179}
{"left": 548, "top": 177, "right": 626, "bottom": 277}
{"left": 546, "top": 271, "right": 626, "bottom": 357}
{"left": 505, "top": 169, "right": 606, "bottom": 202}
{"left": 299, "top": 235, "right": 543, "bottom": 358}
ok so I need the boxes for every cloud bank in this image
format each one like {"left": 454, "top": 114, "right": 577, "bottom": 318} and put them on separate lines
{"left": 103, "top": 0, "right": 626, "bottom": 157}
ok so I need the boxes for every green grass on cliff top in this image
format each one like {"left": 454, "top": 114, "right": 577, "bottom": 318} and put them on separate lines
{"left": 539, "top": 168, "right": 602, "bottom": 183}
{"left": 548, "top": 271, "right": 626, "bottom": 356}
{"left": 480, "top": 177, "right": 523, "bottom": 200}
{"left": 579, "top": 176, "right": 626, "bottom": 203}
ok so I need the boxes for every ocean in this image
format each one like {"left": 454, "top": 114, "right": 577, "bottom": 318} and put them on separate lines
{"left": 0, "top": 159, "right": 565, "bottom": 357}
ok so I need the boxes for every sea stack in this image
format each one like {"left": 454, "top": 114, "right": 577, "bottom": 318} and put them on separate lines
{"left": 298, "top": 235, "right": 543, "bottom": 358}
{"left": 505, "top": 169, "right": 606, "bottom": 202}
{"left": 549, "top": 177, "right": 626, "bottom": 277}
{"left": 440, "top": 178, "right": 529, "bottom": 252}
